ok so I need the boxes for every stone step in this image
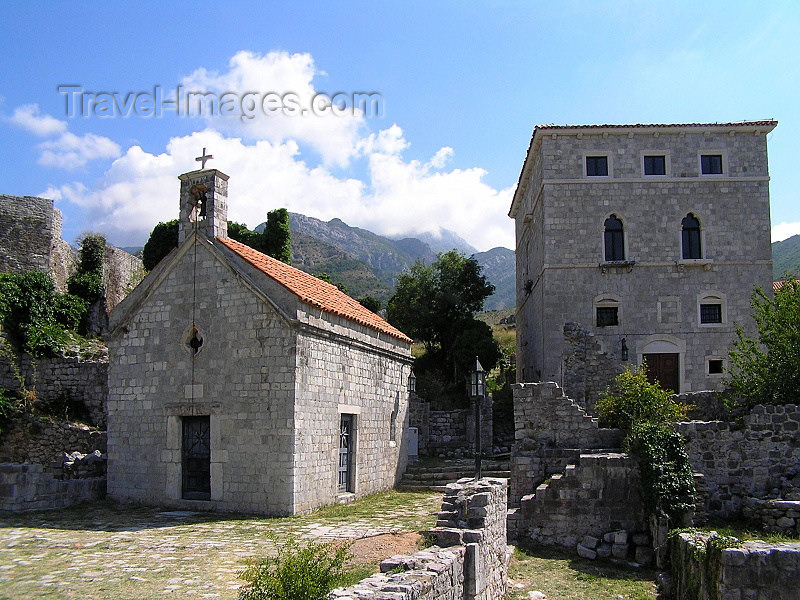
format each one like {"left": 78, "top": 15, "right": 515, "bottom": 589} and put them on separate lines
{"left": 401, "top": 469, "right": 510, "bottom": 481}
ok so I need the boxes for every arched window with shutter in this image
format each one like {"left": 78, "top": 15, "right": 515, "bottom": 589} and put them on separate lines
{"left": 682, "top": 213, "right": 702, "bottom": 259}
{"left": 604, "top": 215, "right": 625, "bottom": 261}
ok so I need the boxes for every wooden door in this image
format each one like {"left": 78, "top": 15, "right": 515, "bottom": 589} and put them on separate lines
{"left": 643, "top": 353, "right": 679, "bottom": 393}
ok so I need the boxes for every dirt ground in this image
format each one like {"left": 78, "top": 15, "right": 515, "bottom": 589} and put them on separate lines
{"left": 347, "top": 531, "right": 422, "bottom": 565}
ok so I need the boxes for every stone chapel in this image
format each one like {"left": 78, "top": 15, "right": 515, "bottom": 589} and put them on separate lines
{"left": 106, "top": 163, "right": 413, "bottom": 515}
{"left": 510, "top": 121, "right": 777, "bottom": 405}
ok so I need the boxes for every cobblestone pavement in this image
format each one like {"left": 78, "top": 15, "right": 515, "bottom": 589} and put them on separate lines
{"left": 0, "top": 492, "right": 441, "bottom": 600}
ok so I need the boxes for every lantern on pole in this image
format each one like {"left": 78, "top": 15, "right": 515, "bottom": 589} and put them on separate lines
{"left": 469, "top": 357, "right": 485, "bottom": 481}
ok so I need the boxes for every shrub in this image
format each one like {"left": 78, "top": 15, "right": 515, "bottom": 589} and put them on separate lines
{"left": 597, "top": 364, "right": 689, "bottom": 430}
{"left": 598, "top": 364, "right": 694, "bottom": 525}
{"left": 238, "top": 538, "right": 351, "bottom": 600}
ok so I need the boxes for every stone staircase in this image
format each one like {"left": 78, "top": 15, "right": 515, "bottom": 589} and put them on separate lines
{"left": 397, "top": 457, "right": 510, "bottom": 492}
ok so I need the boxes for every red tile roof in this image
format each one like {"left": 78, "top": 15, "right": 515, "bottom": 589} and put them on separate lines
{"left": 217, "top": 237, "right": 412, "bottom": 344}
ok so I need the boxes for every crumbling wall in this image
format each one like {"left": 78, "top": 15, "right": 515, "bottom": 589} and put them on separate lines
{"left": 677, "top": 404, "right": 800, "bottom": 517}
{"left": 332, "top": 478, "right": 509, "bottom": 600}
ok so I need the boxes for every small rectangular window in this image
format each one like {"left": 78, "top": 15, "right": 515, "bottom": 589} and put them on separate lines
{"left": 700, "top": 303, "right": 722, "bottom": 324}
{"left": 701, "top": 154, "right": 723, "bottom": 174}
{"left": 708, "top": 359, "right": 724, "bottom": 374}
{"left": 596, "top": 306, "right": 619, "bottom": 327}
{"left": 586, "top": 156, "right": 609, "bottom": 176}
{"left": 644, "top": 155, "right": 666, "bottom": 175}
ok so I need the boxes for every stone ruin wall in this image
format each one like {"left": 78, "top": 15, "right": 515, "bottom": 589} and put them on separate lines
{"left": 0, "top": 195, "right": 77, "bottom": 290}
{"left": 671, "top": 532, "right": 800, "bottom": 600}
{"left": 0, "top": 413, "right": 106, "bottom": 466}
{"left": 562, "top": 322, "right": 626, "bottom": 414}
{"left": 677, "top": 404, "right": 800, "bottom": 518}
{"left": 408, "top": 396, "right": 493, "bottom": 459}
{"left": 0, "top": 194, "right": 142, "bottom": 310}
{"left": 0, "top": 349, "right": 108, "bottom": 429}
{"left": 332, "top": 477, "right": 509, "bottom": 600}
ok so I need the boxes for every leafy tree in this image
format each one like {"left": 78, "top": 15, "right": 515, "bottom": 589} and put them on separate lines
{"left": 387, "top": 251, "right": 498, "bottom": 394}
{"left": 727, "top": 279, "right": 800, "bottom": 408}
{"left": 142, "top": 209, "right": 291, "bottom": 271}
{"left": 66, "top": 234, "right": 106, "bottom": 333}
{"left": 142, "top": 219, "right": 178, "bottom": 271}
{"left": 356, "top": 296, "right": 381, "bottom": 313}
{"left": 263, "top": 208, "right": 291, "bottom": 264}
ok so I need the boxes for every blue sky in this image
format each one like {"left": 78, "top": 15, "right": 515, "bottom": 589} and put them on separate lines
{"left": 1, "top": 1, "right": 798, "bottom": 251}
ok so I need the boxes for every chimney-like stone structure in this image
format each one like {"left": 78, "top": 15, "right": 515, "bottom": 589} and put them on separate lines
{"left": 178, "top": 169, "right": 229, "bottom": 243}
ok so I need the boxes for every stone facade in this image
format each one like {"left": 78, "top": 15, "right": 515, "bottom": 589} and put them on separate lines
{"left": 670, "top": 532, "right": 800, "bottom": 600}
{"left": 107, "top": 168, "right": 413, "bottom": 516}
{"left": 678, "top": 404, "right": 800, "bottom": 517}
{"left": 332, "top": 478, "right": 509, "bottom": 600}
{"left": 509, "top": 122, "right": 776, "bottom": 403}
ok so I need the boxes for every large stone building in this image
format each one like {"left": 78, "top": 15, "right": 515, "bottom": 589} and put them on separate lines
{"left": 509, "top": 121, "right": 777, "bottom": 403}
{"left": 107, "top": 165, "right": 413, "bottom": 515}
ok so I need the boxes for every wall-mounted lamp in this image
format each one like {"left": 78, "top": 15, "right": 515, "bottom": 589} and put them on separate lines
{"left": 621, "top": 338, "right": 629, "bottom": 362}
{"left": 409, "top": 370, "right": 416, "bottom": 393}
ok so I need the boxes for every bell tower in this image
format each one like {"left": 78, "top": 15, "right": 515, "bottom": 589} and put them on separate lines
{"left": 178, "top": 148, "right": 229, "bottom": 243}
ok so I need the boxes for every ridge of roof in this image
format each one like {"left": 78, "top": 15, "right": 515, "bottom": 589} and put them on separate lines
{"left": 217, "top": 237, "right": 413, "bottom": 344}
{"left": 533, "top": 121, "right": 777, "bottom": 131}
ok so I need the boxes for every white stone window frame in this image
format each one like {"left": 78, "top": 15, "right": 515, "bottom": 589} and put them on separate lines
{"left": 599, "top": 212, "right": 630, "bottom": 264}
{"left": 641, "top": 150, "right": 671, "bottom": 177}
{"left": 706, "top": 356, "right": 726, "bottom": 377}
{"left": 583, "top": 151, "right": 613, "bottom": 178}
{"left": 697, "top": 291, "right": 727, "bottom": 328}
{"left": 698, "top": 150, "right": 728, "bottom": 176}
{"left": 594, "top": 293, "right": 622, "bottom": 329}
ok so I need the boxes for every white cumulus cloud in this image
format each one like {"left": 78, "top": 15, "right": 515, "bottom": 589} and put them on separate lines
{"left": 38, "top": 131, "right": 121, "bottom": 169}
{"left": 41, "top": 51, "right": 515, "bottom": 251}
{"left": 9, "top": 103, "right": 121, "bottom": 169}
{"left": 772, "top": 221, "right": 800, "bottom": 243}
{"left": 178, "top": 50, "right": 366, "bottom": 167}
{"left": 9, "top": 104, "right": 68, "bottom": 137}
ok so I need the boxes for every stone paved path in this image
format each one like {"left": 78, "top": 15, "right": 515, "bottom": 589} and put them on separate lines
{"left": 0, "top": 491, "right": 441, "bottom": 600}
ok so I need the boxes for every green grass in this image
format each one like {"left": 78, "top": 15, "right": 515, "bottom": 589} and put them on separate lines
{"left": 694, "top": 521, "right": 800, "bottom": 544}
{"left": 508, "top": 545, "right": 658, "bottom": 600}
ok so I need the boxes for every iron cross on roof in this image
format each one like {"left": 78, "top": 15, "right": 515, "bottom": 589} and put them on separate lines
{"left": 195, "top": 148, "right": 213, "bottom": 170}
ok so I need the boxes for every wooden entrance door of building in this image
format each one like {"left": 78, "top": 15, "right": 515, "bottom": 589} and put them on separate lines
{"left": 643, "top": 353, "right": 679, "bottom": 392}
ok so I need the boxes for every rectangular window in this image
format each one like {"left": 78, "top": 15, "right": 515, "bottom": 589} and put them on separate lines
{"left": 596, "top": 306, "right": 619, "bottom": 327}
{"left": 700, "top": 303, "right": 722, "bottom": 324}
{"left": 708, "top": 359, "right": 724, "bottom": 374}
{"left": 586, "top": 156, "right": 609, "bottom": 176}
{"left": 701, "top": 154, "right": 723, "bottom": 174}
{"left": 644, "top": 155, "right": 666, "bottom": 175}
